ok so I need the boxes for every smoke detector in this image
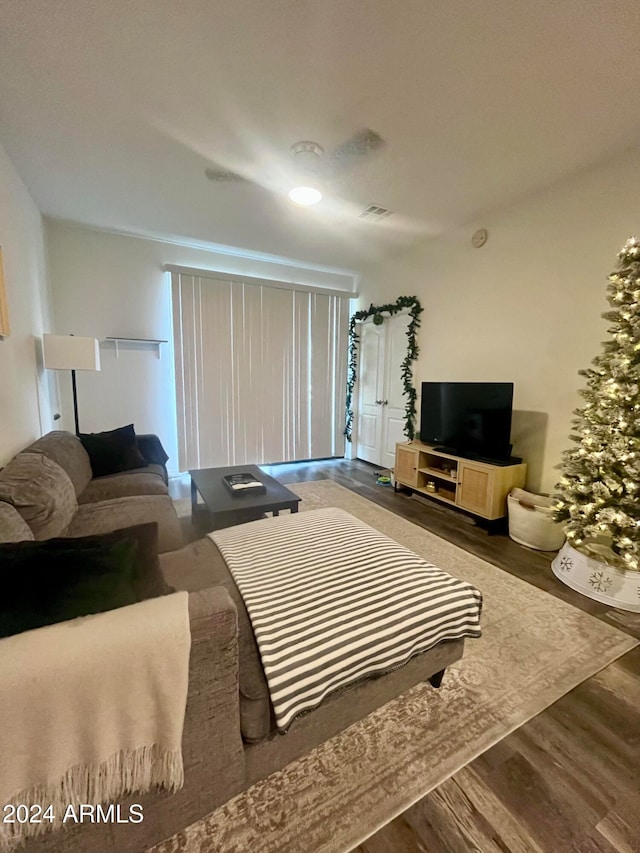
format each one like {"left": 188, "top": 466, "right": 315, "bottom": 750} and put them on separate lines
{"left": 472, "top": 228, "right": 488, "bottom": 248}
{"left": 290, "top": 141, "right": 324, "bottom": 167}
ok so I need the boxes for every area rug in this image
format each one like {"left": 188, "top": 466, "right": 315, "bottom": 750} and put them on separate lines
{"left": 154, "top": 481, "right": 638, "bottom": 853}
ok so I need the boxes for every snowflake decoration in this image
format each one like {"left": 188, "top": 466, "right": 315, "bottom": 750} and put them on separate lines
{"left": 558, "top": 555, "right": 573, "bottom": 573}
{"left": 589, "top": 570, "right": 613, "bottom": 593}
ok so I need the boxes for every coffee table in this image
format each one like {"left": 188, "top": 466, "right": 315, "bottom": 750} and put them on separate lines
{"left": 189, "top": 464, "right": 301, "bottom": 531}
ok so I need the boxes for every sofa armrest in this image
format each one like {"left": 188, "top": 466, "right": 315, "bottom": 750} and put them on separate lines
{"left": 127, "top": 587, "right": 245, "bottom": 847}
{"left": 120, "top": 587, "right": 245, "bottom": 848}
{"left": 182, "top": 586, "right": 245, "bottom": 789}
{"left": 18, "top": 587, "right": 245, "bottom": 853}
{"left": 136, "top": 434, "right": 169, "bottom": 484}
{"left": 64, "top": 494, "right": 184, "bottom": 552}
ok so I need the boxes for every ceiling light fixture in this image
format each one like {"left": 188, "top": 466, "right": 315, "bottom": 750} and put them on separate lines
{"left": 288, "top": 185, "right": 322, "bottom": 206}
{"left": 288, "top": 141, "right": 324, "bottom": 206}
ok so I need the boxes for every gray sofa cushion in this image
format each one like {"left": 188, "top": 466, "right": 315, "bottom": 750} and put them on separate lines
{"left": 0, "top": 453, "right": 78, "bottom": 539}
{"left": 64, "top": 495, "right": 184, "bottom": 554}
{"left": 78, "top": 465, "right": 168, "bottom": 504}
{"left": 22, "top": 431, "right": 92, "bottom": 498}
{"left": 160, "top": 537, "right": 271, "bottom": 742}
{"left": 21, "top": 431, "right": 171, "bottom": 505}
{"left": 0, "top": 502, "right": 35, "bottom": 543}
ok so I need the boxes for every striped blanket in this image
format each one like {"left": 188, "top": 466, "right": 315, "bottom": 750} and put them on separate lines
{"left": 210, "top": 507, "right": 482, "bottom": 732}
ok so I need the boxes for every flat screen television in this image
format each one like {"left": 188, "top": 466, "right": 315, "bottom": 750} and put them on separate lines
{"left": 419, "top": 381, "right": 514, "bottom": 463}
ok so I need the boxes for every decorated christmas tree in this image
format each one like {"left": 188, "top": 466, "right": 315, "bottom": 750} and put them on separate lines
{"left": 554, "top": 236, "right": 640, "bottom": 572}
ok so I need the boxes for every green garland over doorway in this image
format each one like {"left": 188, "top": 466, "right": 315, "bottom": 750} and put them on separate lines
{"left": 345, "top": 296, "right": 423, "bottom": 442}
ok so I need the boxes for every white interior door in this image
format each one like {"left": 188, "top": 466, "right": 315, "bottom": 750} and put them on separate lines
{"left": 355, "top": 321, "right": 385, "bottom": 464}
{"left": 355, "top": 314, "right": 410, "bottom": 468}
{"left": 380, "top": 314, "right": 410, "bottom": 470}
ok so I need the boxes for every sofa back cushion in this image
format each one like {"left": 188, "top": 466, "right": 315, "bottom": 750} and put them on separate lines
{"left": 0, "top": 502, "right": 35, "bottom": 543}
{"left": 22, "top": 431, "right": 93, "bottom": 497}
{"left": 0, "top": 453, "right": 78, "bottom": 539}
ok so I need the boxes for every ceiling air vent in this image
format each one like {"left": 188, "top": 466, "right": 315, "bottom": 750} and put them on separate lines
{"left": 359, "top": 204, "right": 392, "bottom": 220}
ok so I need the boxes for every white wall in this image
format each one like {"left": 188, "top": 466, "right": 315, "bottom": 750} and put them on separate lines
{"left": 45, "top": 222, "right": 357, "bottom": 475}
{"left": 358, "top": 144, "right": 640, "bottom": 493}
{"left": 0, "top": 142, "right": 55, "bottom": 465}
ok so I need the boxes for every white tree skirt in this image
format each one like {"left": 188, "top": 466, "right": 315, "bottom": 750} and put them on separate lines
{"left": 552, "top": 542, "right": 640, "bottom": 612}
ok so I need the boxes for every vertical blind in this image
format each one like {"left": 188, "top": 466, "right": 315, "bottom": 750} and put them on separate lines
{"left": 171, "top": 270, "right": 351, "bottom": 471}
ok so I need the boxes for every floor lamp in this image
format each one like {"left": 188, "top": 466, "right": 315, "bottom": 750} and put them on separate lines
{"left": 42, "top": 334, "right": 101, "bottom": 434}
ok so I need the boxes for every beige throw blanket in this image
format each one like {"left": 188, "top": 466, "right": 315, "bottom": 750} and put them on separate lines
{"left": 0, "top": 591, "right": 191, "bottom": 852}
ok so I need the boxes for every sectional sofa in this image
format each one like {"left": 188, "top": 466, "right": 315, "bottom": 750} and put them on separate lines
{"left": 0, "top": 431, "right": 469, "bottom": 853}
{"left": 0, "top": 430, "right": 183, "bottom": 552}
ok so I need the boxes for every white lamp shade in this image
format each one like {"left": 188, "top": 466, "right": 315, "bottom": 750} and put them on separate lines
{"left": 42, "top": 334, "right": 101, "bottom": 371}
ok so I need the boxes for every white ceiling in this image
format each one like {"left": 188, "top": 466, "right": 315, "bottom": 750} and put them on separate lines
{"left": 1, "top": 0, "right": 640, "bottom": 273}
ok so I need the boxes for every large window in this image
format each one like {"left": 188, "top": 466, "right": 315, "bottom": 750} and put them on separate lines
{"left": 170, "top": 268, "right": 351, "bottom": 471}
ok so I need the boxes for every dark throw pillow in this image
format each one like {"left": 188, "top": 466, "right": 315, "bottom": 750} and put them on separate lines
{"left": 0, "top": 536, "right": 139, "bottom": 639}
{"left": 0, "top": 522, "right": 173, "bottom": 639}
{"left": 79, "top": 424, "right": 148, "bottom": 478}
{"left": 91, "top": 522, "right": 174, "bottom": 600}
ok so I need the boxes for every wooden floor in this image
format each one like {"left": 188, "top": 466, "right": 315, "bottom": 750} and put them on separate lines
{"left": 253, "top": 458, "right": 640, "bottom": 853}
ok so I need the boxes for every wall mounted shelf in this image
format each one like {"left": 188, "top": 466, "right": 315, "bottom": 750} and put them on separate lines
{"left": 104, "top": 337, "right": 168, "bottom": 359}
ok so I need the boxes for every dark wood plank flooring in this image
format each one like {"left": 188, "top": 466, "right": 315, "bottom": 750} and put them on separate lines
{"left": 255, "top": 458, "right": 640, "bottom": 853}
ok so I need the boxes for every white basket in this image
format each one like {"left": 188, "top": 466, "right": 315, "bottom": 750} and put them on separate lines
{"left": 507, "top": 488, "right": 566, "bottom": 551}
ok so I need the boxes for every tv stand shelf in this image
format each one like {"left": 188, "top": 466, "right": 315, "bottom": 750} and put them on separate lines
{"left": 394, "top": 441, "right": 526, "bottom": 521}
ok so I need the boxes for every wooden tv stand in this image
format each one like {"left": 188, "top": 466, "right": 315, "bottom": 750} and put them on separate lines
{"left": 394, "top": 441, "right": 526, "bottom": 521}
